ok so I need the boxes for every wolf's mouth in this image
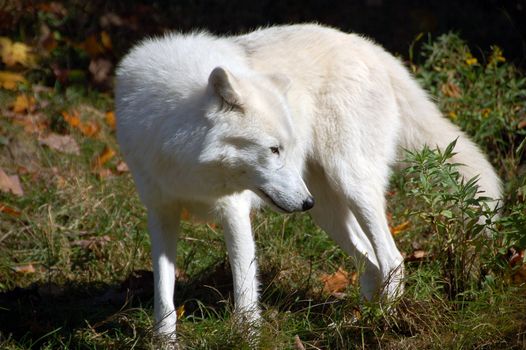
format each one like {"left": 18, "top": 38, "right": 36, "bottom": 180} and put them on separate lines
{"left": 257, "top": 188, "right": 292, "bottom": 213}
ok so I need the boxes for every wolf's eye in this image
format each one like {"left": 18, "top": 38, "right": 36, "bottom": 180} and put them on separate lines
{"left": 270, "top": 146, "right": 280, "bottom": 155}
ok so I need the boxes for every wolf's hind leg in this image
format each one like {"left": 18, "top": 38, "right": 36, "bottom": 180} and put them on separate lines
{"left": 307, "top": 177, "right": 383, "bottom": 300}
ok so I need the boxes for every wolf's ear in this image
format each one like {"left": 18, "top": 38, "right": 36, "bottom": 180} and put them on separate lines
{"left": 209, "top": 67, "right": 243, "bottom": 107}
{"left": 268, "top": 73, "right": 291, "bottom": 93}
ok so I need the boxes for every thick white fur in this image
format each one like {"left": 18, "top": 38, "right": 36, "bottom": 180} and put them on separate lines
{"left": 115, "top": 24, "right": 501, "bottom": 340}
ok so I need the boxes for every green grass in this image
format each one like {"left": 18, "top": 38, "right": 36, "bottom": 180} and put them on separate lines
{"left": 1, "top": 33, "right": 526, "bottom": 349}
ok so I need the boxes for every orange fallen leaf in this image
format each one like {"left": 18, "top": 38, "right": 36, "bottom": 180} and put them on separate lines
{"left": 390, "top": 220, "right": 410, "bottom": 236}
{"left": 0, "top": 168, "right": 23, "bottom": 196}
{"left": 321, "top": 267, "right": 354, "bottom": 295}
{"left": 62, "top": 110, "right": 100, "bottom": 137}
{"left": 62, "top": 110, "right": 81, "bottom": 128}
{"left": 13, "top": 264, "right": 36, "bottom": 274}
{"left": 105, "top": 111, "right": 116, "bottom": 129}
{"left": 518, "top": 119, "right": 526, "bottom": 129}
{"left": 0, "top": 71, "right": 27, "bottom": 90}
{"left": 78, "top": 120, "right": 100, "bottom": 137}
{"left": 39, "top": 133, "right": 80, "bottom": 155}
{"left": 92, "top": 146, "right": 116, "bottom": 168}
{"left": 0, "top": 203, "right": 21, "bottom": 217}
{"left": 11, "top": 94, "right": 36, "bottom": 113}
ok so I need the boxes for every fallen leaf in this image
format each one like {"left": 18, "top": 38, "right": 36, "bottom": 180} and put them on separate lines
{"left": 62, "top": 110, "right": 81, "bottom": 128}
{"left": 176, "top": 304, "right": 185, "bottom": 319}
{"left": 116, "top": 161, "right": 129, "bottom": 173}
{"left": 509, "top": 248, "right": 524, "bottom": 267}
{"left": 294, "top": 335, "right": 306, "bottom": 350}
{"left": 78, "top": 120, "right": 100, "bottom": 137}
{"left": 62, "top": 110, "right": 100, "bottom": 137}
{"left": 0, "top": 71, "right": 27, "bottom": 90}
{"left": 79, "top": 34, "right": 106, "bottom": 57}
{"left": 101, "top": 31, "right": 112, "bottom": 50}
{"left": 0, "top": 37, "right": 37, "bottom": 67}
{"left": 321, "top": 267, "right": 354, "bottom": 295}
{"left": 92, "top": 146, "right": 116, "bottom": 168}
{"left": 518, "top": 119, "right": 526, "bottom": 129}
{"left": 12, "top": 112, "right": 48, "bottom": 134}
{"left": 105, "top": 111, "right": 116, "bottom": 129}
{"left": 11, "top": 94, "right": 36, "bottom": 113}
{"left": 0, "top": 203, "right": 21, "bottom": 217}
{"left": 390, "top": 220, "right": 410, "bottom": 236}
{"left": 89, "top": 58, "right": 112, "bottom": 84}
{"left": 512, "top": 265, "right": 526, "bottom": 285}
{"left": 0, "top": 168, "right": 23, "bottom": 196}
{"left": 405, "top": 250, "right": 429, "bottom": 262}
{"left": 38, "top": 24, "right": 57, "bottom": 53}
{"left": 39, "top": 133, "right": 80, "bottom": 155}
{"left": 12, "top": 264, "right": 35, "bottom": 274}
{"left": 441, "top": 82, "right": 462, "bottom": 98}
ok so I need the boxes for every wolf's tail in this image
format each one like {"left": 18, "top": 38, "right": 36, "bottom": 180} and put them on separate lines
{"left": 388, "top": 59, "right": 502, "bottom": 203}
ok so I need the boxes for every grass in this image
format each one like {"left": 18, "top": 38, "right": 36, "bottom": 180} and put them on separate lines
{"left": 1, "top": 33, "right": 526, "bottom": 349}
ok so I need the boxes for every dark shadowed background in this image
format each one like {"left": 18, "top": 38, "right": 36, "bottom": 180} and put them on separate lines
{"left": 2, "top": 0, "right": 525, "bottom": 69}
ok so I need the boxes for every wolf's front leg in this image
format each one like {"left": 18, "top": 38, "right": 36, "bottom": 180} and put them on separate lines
{"left": 148, "top": 207, "right": 180, "bottom": 341}
{"left": 218, "top": 194, "right": 261, "bottom": 327}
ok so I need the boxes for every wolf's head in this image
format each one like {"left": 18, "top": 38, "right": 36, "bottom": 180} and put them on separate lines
{"left": 199, "top": 66, "right": 314, "bottom": 213}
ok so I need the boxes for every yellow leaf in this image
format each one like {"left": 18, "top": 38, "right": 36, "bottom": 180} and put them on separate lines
{"left": 0, "top": 37, "right": 36, "bottom": 67}
{"left": 12, "top": 94, "right": 36, "bottom": 113}
{"left": 176, "top": 305, "right": 185, "bottom": 318}
{"left": 465, "top": 57, "right": 478, "bottom": 66}
{"left": 0, "top": 71, "right": 27, "bottom": 90}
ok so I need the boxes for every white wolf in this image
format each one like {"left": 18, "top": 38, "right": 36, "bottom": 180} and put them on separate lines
{"left": 115, "top": 24, "right": 501, "bottom": 340}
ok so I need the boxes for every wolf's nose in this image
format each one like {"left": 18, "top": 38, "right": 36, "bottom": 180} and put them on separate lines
{"left": 302, "top": 196, "right": 315, "bottom": 211}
